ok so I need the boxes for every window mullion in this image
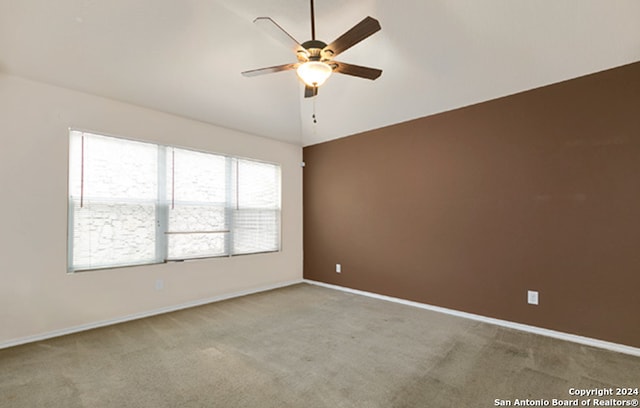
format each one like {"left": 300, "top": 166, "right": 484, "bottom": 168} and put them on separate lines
{"left": 225, "top": 157, "right": 236, "bottom": 256}
{"left": 156, "top": 145, "right": 169, "bottom": 262}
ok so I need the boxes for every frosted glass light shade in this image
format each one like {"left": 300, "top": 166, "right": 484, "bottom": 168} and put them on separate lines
{"left": 296, "top": 61, "right": 332, "bottom": 87}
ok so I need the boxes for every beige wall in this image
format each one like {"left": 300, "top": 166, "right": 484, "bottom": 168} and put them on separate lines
{"left": 0, "top": 73, "right": 303, "bottom": 345}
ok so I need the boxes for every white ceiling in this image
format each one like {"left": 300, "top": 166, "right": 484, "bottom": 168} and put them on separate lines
{"left": 1, "top": 0, "right": 639, "bottom": 146}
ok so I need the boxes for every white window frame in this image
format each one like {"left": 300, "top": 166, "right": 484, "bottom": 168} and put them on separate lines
{"left": 67, "top": 129, "right": 282, "bottom": 273}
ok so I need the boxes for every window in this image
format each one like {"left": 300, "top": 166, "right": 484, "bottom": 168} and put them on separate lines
{"left": 68, "top": 130, "right": 281, "bottom": 272}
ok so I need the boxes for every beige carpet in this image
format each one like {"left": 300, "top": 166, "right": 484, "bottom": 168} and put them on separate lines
{"left": 1, "top": 283, "right": 638, "bottom": 407}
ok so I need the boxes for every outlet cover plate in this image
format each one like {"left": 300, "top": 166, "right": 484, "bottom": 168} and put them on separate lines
{"left": 527, "top": 290, "right": 539, "bottom": 305}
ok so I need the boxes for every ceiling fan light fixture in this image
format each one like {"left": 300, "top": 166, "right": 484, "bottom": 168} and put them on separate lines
{"left": 241, "top": 1, "right": 382, "bottom": 98}
{"left": 296, "top": 61, "right": 332, "bottom": 87}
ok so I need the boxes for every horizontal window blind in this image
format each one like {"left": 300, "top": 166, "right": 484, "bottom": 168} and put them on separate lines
{"left": 68, "top": 130, "right": 281, "bottom": 272}
{"left": 166, "top": 147, "right": 228, "bottom": 260}
{"left": 234, "top": 159, "right": 281, "bottom": 255}
{"left": 68, "top": 132, "right": 158, "bottom": 270}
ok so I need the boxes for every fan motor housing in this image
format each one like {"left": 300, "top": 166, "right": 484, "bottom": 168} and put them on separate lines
{"left": 301, "top": 40, "right": 327, "bottom": 50}
{"left": 301, "top": 40, "right": 331, "bottom": 61}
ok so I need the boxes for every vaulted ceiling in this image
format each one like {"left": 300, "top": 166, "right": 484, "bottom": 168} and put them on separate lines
{"left": 1, "top": 0, "right": 639, "bottom": 146}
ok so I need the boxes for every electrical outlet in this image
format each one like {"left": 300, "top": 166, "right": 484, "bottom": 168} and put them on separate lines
{"left": 527, "top": 290, "right": 539, "bottom": 305}
{"left": 155, "top": 279, "right": 164, "bottom": 291}
{"left": 336, "top": 264, "right": 341, "bottom": 273}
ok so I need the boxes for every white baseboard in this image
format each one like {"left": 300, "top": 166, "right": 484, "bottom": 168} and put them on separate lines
{"left": 0, "top": 279, "right": 303, "bottom": 350}
{"left": 304, "top": 279, "right": 640, "bottom": 357}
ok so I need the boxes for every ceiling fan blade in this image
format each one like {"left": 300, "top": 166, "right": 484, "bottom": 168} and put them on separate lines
{"left": 241, "top": 63, "right": 297, "bottom": 77}
{"left": 333, "top": 62, "right": 382, "bottom": 80}
{"left": 304, "top": 85, "right": 318, "bottom": 98}
{"left": 323, "top": 16, "right": 381, "bottom": 57}
{"left": 254, "top": 17, "right": 309, "bottom": 57}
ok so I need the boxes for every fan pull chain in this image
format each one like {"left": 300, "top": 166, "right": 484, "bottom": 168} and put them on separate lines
{"left": 312, "top": 94, "right": 317, "bottom": 124}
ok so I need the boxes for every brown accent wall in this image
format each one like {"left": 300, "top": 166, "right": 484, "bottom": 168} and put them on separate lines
{"left": 303, "top": 62, "right": 640, "bottom": 348}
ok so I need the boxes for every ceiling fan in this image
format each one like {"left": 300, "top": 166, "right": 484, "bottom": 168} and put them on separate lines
{"left": 241, "top": 0, "right": 382, "bottom": 98}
